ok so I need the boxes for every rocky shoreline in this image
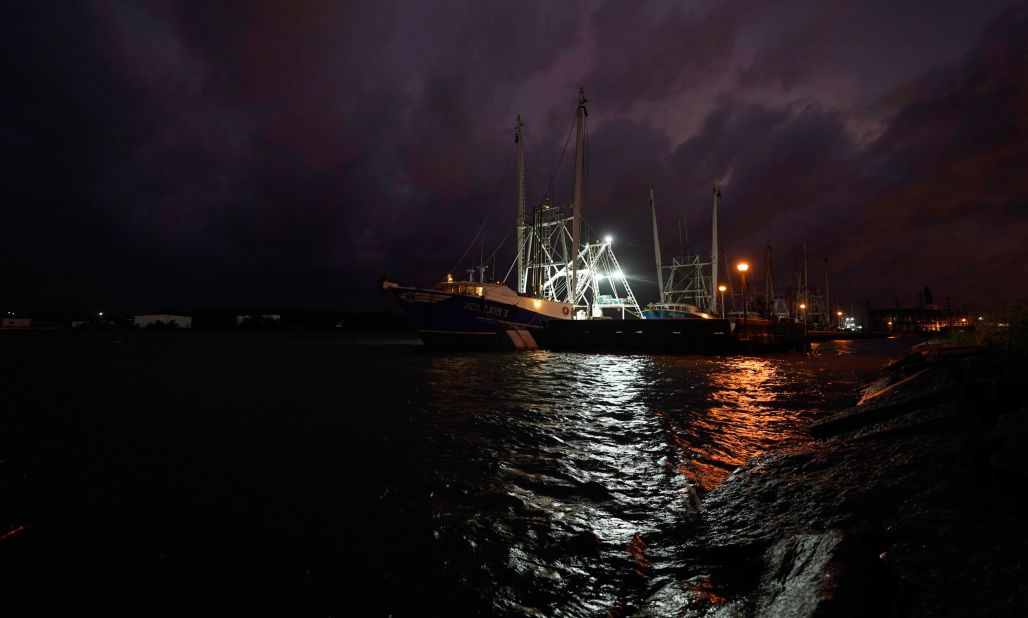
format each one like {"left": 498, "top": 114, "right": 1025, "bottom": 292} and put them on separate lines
{"left": 646, "top": 342, "right": 1028, "bottom": 617}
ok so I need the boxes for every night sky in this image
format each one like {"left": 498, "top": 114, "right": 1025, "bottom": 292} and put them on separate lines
{"left": 3, "top": 1, "right": 1026, "bottom": 315}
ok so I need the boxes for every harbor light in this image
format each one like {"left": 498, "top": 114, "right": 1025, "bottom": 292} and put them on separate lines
{"left": 736, "top": 264, "right": 749, "bottom": 325}
{"left": 604, "top": 235, "right": 613, "bottom": 244}
{"left": 718, "top": 285, "right": 727, "bottom": 319}
{"left": 799, "top": 303, "right": 806, "bottom": 309}
{"left": 837, "top": 311, "right": 843, "bottom": 317}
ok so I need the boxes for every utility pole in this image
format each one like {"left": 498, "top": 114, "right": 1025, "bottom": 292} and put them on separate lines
{"left": 803, "top": 243, "right": 809, "bottom": 320}
{"left": 824, "top": 256, "right": 831, "bottom": 328}
{"left": 764, "top": 244, "right": 774, "bottom": 319}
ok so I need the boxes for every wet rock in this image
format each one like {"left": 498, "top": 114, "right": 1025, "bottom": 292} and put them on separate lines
{"left": 635, "top": 574, "right": 740, "bottom": 617}
{"left": 810, "top": 367, "right": 966, "bottom": 438}
{"left": 682, "top": 482, "right": 703, "bottom": 515}
{"left": 755, "top": 532, "right": 843, "bottom": 617}
{"left": 754, "top": 531, "right": 890, "bottom": 618}
{"left": 681, "top": 343, "right": 1028, "bottom": 617}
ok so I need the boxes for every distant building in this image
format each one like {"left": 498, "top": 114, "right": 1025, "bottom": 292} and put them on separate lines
{"left": 868, "top": 287, "right": 967, "bottom": 333}
{"left": 235, "top": 314, "right": 281, "bottom": 326}
{"left": 134, "top": 314, "right": 192, "bottom": 329}
{"left": 1, "top": 317, "right": 31, "bottom": 329}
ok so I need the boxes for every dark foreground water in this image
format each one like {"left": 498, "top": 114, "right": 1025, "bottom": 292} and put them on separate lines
{"left": 0, "top": 331, "right": 918, "bottom": 616}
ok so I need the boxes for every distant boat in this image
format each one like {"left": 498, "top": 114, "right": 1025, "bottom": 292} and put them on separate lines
{"left": 645, "top": 187, "right": 720, "bottom": 319}
{"left": 642, "top": 303, "right": 713, "bottom": 319}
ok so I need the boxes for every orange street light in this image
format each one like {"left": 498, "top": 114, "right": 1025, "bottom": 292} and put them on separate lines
{"left": 736, "top": 263, "right": 749, "bottom": 329}
{"left": 718, "top": 285, "right": 727, "bottom": 318}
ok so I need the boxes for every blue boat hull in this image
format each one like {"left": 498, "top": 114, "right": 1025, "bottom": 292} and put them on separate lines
{"left": 391, "top": 287, "right": 557, "bottom": 347}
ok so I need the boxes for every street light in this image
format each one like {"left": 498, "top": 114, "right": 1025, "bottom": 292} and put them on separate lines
{"left": 836, "top": 310, "right": 843, "bottom": 330}
{"left": 799, "top": 303, "right": 807, "bottom": 327}
{"left": 718, "top": 285, "right": 727, "bottom": 319}
{"left": 737, "top": 263, "right": 749, "bottom": 331}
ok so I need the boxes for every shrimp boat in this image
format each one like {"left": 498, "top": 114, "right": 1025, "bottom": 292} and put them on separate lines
{"left": 382, "top": 90, "right": 614, "bottom": 349}
{"left": 378, "top": 277, "right": 571, "bottom": 348}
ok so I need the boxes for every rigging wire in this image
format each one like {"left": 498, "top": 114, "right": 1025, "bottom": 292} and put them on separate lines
{"left": 536, "top": 112, "right": 578, "bottom": 208}
{"left": 450, "top": 101, "right": 584, "bottom": 286}
{"left": 445, "top": 141, "right": 515, "bottom": 279}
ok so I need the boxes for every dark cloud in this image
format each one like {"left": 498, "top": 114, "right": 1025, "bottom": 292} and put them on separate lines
{"left": 1, "top": 0, "right": 1025, "bottom": 314}
{"left": 583, "top": 1, "right": 743, "bottom": 111}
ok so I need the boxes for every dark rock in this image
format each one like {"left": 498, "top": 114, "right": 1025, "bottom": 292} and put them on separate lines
{"left": 755, "top": 531, "right": 895, "bottom": 618}
{"left": 810, "top": 368, "right": 966, "bottom": 438}
{"left": 682, "top": 343, "right": 1028, "bottom": 617}
{"left": 987, "top": 412, "right": 1028, "bottom": 495}
{"left": 636, "top": 574, "right": 741, "bottom": 617}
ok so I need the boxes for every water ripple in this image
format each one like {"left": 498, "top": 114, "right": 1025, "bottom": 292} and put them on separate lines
{"left": 412, "top": 340, "right": 904, "bottom": 615}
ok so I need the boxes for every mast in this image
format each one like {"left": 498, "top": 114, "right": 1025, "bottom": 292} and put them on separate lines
{"left": 803, "top": 242, "right": 809, "bottom": 314}
{"left": 709, "top": 180, "right": 720, "bottom": 314}
{"left": 679, "top": 218, "right": 687, "bottom": 257}
{"left": 824, "top": 256, "right": 831, "bottom": 328}
{"left": 651, "top": 189, "right": 665, "bottom": 303}
{"left": 515, "top": 115, "right": 527, "bottom": 294}
{"left": 570, "top": 88, "right": 588, "bottom": 306}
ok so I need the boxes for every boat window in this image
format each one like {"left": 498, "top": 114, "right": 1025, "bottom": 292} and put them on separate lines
{"left": 475, "top": 286, "right": 484, "bottom": 297}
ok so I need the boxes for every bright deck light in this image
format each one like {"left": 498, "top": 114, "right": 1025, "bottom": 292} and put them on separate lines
{"left": 604, "top": 235, "right": 613, "bottom": 244}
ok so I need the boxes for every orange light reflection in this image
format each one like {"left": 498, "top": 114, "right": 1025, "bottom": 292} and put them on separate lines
{"left": 669, "top": 357, "right": 796, "bottom": 492}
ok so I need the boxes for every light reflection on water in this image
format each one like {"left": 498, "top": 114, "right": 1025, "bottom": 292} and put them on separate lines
{"left": 413, "top": 340, "right": 907, "bottom": 615}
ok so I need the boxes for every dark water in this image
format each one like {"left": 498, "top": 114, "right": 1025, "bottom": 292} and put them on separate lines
{"left": 404, "top": 338, "right": 914, "bottom": 616}
{"left": 1, "top": 331, "right": 918, "bottom": 616}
